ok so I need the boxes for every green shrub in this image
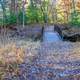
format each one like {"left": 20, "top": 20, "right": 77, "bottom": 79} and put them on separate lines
{"left": 69, "top": 11, "right": 80, "bottom": 27}
{"left": 18, "top": 11, "right": 27, "bottom": 24}
{"left": 26, "top": 5, "right": 44, "bottom": 24}
{"left": 0, "top": 13, "right": 17, "bottom": 26}
{"left": 6, "top": 13, "right": 17, "bottom": 25}
{"left": 0, "top": 18, "right": 3, "bottom": 26}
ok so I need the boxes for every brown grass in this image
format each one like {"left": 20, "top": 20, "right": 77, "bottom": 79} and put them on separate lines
{"left": 0, "top": 43, "right": 25, "bottom": 64}
{"left": 0, "top": 43, "right": 25, "bottom": 79}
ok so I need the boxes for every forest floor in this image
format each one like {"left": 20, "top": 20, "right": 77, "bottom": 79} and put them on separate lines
{"left": 0, "top": 40, "right": 80, "bottom": 80}
{"left": 0, "top": 26, "right": 80, "bottom": 79}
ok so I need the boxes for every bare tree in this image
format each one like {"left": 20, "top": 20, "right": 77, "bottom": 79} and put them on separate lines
{"left": 50, "top": 0, "right": 57, "bottom": 23}
{"left": 10, "top": 0, "right": 15, "bottom": 13}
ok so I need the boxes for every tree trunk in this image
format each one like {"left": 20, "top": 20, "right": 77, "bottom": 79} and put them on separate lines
{"left": 10, "top": 0, "right": 15, "bottom": 14}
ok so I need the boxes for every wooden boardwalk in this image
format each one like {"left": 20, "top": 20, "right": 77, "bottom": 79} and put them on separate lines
{"left": 43, "top": 25, "right": 61, "bottom": 42}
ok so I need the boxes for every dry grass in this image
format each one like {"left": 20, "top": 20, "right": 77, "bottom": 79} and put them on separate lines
{"left": 0, "top": 40, "right": 40, "bottom": 79}
{"left": 0, "top": 43, "right": 25, "bottom": 64}
{"left": 0, "top": 42, "right": 25, "bottom": 79}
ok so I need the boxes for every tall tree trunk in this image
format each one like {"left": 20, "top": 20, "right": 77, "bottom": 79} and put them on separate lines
{"left": 51, "top": 0, "right": 57, "bottom": 24}
{"left": 0, "top": 0, "right": 7, "bottom": 25}
{"left": 71, "top": 0, "right": 76, "bottom": 23}
{"left": 10, "top": 0, "right": 15, "bottom": 14}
